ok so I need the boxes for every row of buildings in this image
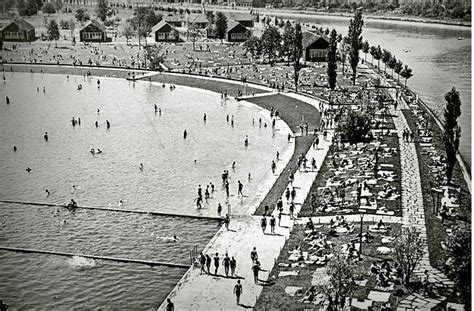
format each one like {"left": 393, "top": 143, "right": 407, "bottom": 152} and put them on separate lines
{"left": 0, "top": 18, "right": 330, "bottom": 62}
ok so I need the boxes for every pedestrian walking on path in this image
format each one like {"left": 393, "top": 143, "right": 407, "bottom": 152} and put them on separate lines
{"left": 260, "top": 216, "right": 267, "bottom": 234}
{"left": 291, "top": 188, "right": 296, "bottom": 202}
{"left": 223, "top": 253, "right": 231, "bottom": 277}
{"left": 278, "top": 210, "right": 282, "bottom": 226}
{"left": 270, "top": 215, "right": 276, "bottom": 234}
{"left": 230, "top": 256, "right": 236, "bottom": 277}
{"left": 213, "top": 253, "right": 220, "bottom": 275}
{"left": 250, "top": 247, "right": 258, "bottom": 264}
{"left": 234, "top": 280, "right": 243, "bottom": 305}
{"left": 311, "top": 158, "right": 317, "bottom": 171}
{"left": 217, "top": 203, "right": 222, "bottom": 216}
{"left": 271, "top": 161, "right": 276, "bottom": 174}
{"left": 237, "top": 181, "right": 243, "bottom": 197}
{"left": 285, "top": 189, "right": 290, "bottom": 202}
{"left": 166, "top": 298, "right": 174, "bottom": 311}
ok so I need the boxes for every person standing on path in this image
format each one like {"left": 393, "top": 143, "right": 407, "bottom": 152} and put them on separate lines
{"left": 270, "top": 215, "right": 276, "bottom": 234}
{"left": 223, "top": 253, "right": 231, "bottom": 277}
{"left": 278, "top": 209, "right": 282, "bottom": 226}
{"left": 206, "top": 254, "right": 212, "bottom": 274}
{"left": 213, "top": 253, "right": 220, "bottom": 275}
{"left": 200, "top": 252, "right": 206, "bottom": 274}
{"left": 234, "top": 280, "right": 243, "bottom": 305}
{"left": 289, "top": 202, "right": 295, "bottom": 220}
{"left": 277, "top": 198, "right": 283, "bottom": 214}
{"left": 285, "top": 188, "right": 290, "bottom": 203}
{"left": 291, "top": 188, "right": 296, "bottom": 202}
{"left": 230, "top": 256, "right": 236, "bottom": 277}
{"left": 225, "top": 180, "right": 230, "bottom": 198}
{"left": 252, "top": 260, "right": 261, "bottom": 284}
{"left": 271, "top": 161, "right": 276, "bottom": 174}
{"left": 260, "top": 216, "right": 267, "bottom": 234}
{"left": 217, "top": 203, "right": 223, "bottom": 216}
{"left": 224, "top": 214, "right": 230, "bottom": 231}
{"left": 250, "top": 247, "right": 258, "bottom": 264}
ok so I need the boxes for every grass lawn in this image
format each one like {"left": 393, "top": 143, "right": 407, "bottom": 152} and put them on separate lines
{"left": 255, "top": 222, "right": 403, "bottom": 310}
{"left": 299, "top": 112, "right": 402, "bottom": 217}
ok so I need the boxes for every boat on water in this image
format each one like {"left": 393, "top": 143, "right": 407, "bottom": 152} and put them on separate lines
{"left": 458, "top": 36, "right": 464, "bottom": 40}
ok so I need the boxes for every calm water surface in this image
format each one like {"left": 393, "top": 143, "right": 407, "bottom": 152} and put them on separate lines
{"left": 272, "top": 13, "right": 471, "bottom": 167}
{"left": 0, "top": 73, "right": 290, "bottom": 308}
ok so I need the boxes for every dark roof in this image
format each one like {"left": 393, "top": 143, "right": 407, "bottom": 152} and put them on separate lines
{"left": 81, "top": 20, "right": 106, "bottom": 32}
{"left": 302, "top": 31, "right": 329, "bottom": 49}
{"left": 6, "top": 19, "right": 35, "bottom": 31}
{"left": 152, "top": 20, "right": 173, "bottom": 32}
{"left": 227, "top": 20, "right": 247, "bottom": 33}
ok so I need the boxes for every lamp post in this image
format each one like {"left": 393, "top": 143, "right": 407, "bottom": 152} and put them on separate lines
{"left": 359, "top": 210, "right": 366, "bottom": 258}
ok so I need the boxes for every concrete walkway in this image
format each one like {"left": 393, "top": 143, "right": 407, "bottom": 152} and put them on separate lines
{"left": 386, "top": 88, "right": 454, "bottom": 310}
{"left": 158, "top": 97, "right": 332, "bottom": 310}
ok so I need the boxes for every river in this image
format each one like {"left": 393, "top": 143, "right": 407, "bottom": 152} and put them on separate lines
{"left": 260, "top": 11, "right": 471, "bottom": 168}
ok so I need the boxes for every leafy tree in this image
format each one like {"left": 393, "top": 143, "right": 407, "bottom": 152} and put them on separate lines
{"left": 282, "top": 21, "right": 295, "bottom": 66}
{"left": 381, "top": 49, "right": 391, "bottom": 73}
{"left": 54, "top": 0, "right": 63, "bottom": 12}
{"left": 400, "top": 65, "right": 413, "bottom": 87}
{"left": 327, "top": 29, "right": 338, "bottom": 90}
{"left": 319, "top": 250, "right": 356, "bottom": 310}
{"left": 19, "top": 0, "right": 39, "bottom": 16}
{"left": 188, "top": 22, "right": 200, "bottom": 51}
{"left": 292, "top": 23, "right": 303, "bottom": 92}
{"left": 338, "top": 36, "right": 349, "bottom": 74}
{"left": 144, "top": 45, "right": 165, "bottom": 70}
{"left": 214, "top": 12, "right": 227, "bottom": 43}
{"left": 243, "top": 36, "right": 262, "bottom": 59}
{"left": 206, "top": 10, "right": 215, "bottom": 24}
{"left": 122, "top": 23, "right": 134, "bottom": 45}
{"left": 387, "top": 55, "right": 397, "bottom": 77}
{"left": 445, "top": 227, "right": 470, "bottom": 308}
{"left": 1, "top": 0, "right": 15, "bottom": 15}
{"left": 324, "top": 27, "right": 330, "bottom": 35}
{"left": 394, "top": 59, "right": 403, "bottom": 83}
{"left": 443, "top": 87, "right": 462, "bottom": 185}
{"left": 96, "top": 0, "right": 112, "bottom": 22}
{"left": 369, "top": 45, "right": 377, "bottom": 65}
{"left": 47, "top": 19, "right": 60, "bottom": 47}
{"left": 130, "top": 7, "right": 162, "bottom": 46}
{"left": 75, "top": 8, "right": 86, "bottom": 22}
{"left": 260, "top": 26, "right": 281, "bottom": 66}
{"left": 337, "top": 111, "right": 371, "bottom": 144}
{"left": 394, "top": 227, "right": 424, "bottom": 284}
{"left": 347, "top": 10, "right": 363, "bottom": 85}
{"left": 42, "top": 2, "right": 56, "bottom": 15}
{"left": 361, "top": 40, "right": 369, "bottom": 62}
{"left": 372, "top": 45, "right": 383, "bottom": 68}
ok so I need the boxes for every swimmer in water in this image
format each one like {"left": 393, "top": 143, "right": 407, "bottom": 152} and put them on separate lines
{"left": 183, "top": 130, "right": 187, "bottom": 139}
{"left": 244, "top": 135, "right": 248, "bottom": 147}
{"left": 118, "top": 199, "right": 123, "bottom": 206}
{"left": 13, "top": 146, "right": 17, "bottom": 152}
{"left": 26, "top": 167, "right": 32, "bottom": 173}
{"left": 97, "top": 108, "right": 100, "bottom": 114}
{"left": 139, "top": 163, "right": 144, "bottom": 171}
{"left": 44, "top": 132, "right": 48, "bottom": 142}
{"left": 232, "top": 161, "right": 236, "bottom": 169}
{"left": 106, "top": 120, "right": 110, "bottom": 129}
{"left": 90, "top": 148, "right": 95, "bottom": 155}
{"left": 95, "top": 121, "right": 99, "bottom": 128}
{"left": 96, "top": 148, "right": 102, "bottom": 154}
{"left": 154, "top": 104, "right": 158, "bottom": 113}
{"left": 45, "top": 189, "right": 50, "bottom": 197}
{"left": 159, "top": 108, "right": 162, "bottom": 116}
